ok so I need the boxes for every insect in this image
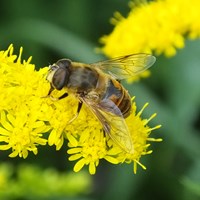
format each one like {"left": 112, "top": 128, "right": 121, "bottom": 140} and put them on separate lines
{"left": 46, "top": 54, "right": 156, "bottom": 154}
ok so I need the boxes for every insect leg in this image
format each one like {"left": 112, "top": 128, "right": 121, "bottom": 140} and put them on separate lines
{"left": 41, "top": 85, "right": 55, "bottom": 98}
{"left": 57, "top": 93, "right": 68, "bottom": 100}
{"left": 47, "top": 85, "right": 54, "bottom": 96}
{"left": 103, "top": 130, "right": 110, "bottom": 150}
{"left": 48, "top": 91, "right": 68, "bottom": 101}
{"left": 68, "top": 101, "right": 83, "bottom": 124}
{"left": 43, "top": 85, "right": 68, "bottom": 100}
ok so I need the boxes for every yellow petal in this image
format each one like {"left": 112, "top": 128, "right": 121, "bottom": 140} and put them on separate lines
{"left": 74, "top": 159, "right": 86, "bottom": 172}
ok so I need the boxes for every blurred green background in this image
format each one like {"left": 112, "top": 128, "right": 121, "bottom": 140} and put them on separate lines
{"left": 1, "top": 0, "right": 200, "bottom": 200}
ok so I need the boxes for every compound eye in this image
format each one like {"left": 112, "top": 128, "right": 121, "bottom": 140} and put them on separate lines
{"left": 52, "top": 67, "right": 69, "bottom": 90}
{"left": 56, "top": 59, "right": 71, "bottom": 69}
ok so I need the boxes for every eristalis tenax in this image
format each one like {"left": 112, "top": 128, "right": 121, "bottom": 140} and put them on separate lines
{"left": 46, "top": 54, "right": 156, "bottom": 154}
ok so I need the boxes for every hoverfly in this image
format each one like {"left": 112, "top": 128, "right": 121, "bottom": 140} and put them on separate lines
{"left": 46, "top": 54, "right": 156, "bottom": 154}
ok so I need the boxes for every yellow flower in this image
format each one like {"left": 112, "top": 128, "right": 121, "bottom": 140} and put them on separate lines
{"left": 0, "top": 45, "right": 161, "bottom": 174}
{"left": 0, "top": 45, "right": 50, "bottom": 158}
{"left": 68, "top": 100, "right": 161, "bottom": 174}
{"left": 101, "top": 0, "right": 200, "bottom": 58}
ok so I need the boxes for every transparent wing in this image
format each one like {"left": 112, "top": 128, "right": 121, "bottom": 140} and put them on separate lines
{"left": 80, "top": 97, "right": 134, "bottom": 154}
{"left": 91, "top": 54, "right": 156, "bottom": 80}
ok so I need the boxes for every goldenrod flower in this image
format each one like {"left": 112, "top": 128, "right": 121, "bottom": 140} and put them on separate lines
{"left": 0, "top": 45, "right": 50, "bottom": 158}
{"left": 101, "top": 0, "right": 200, "bottom": 58}
{"left": 0, "top": 45, "right": 161, "bottom": 174}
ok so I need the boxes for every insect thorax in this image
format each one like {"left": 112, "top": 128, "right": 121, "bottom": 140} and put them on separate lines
{"left": 67, "top": 66, "right": 99, "bottom": 93}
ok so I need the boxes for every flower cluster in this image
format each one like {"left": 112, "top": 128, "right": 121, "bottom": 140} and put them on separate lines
{"left": 0, "top": 45, "right": 161, "bottom": 174}
{"left": 0, "top": 45, "right": 49, "bottom": 158}
{"left": 101, "top": 0, "right": 200, "bottom": 58}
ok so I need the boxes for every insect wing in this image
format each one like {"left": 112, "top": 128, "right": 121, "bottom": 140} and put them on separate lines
{"left": 81, "top": 97, "right": 134, "bottom": 154}
{"left": 91, "top": 54, "right": 156, "bottom": 80}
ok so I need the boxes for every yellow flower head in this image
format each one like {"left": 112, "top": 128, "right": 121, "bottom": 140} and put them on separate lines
{"left": 101, "top": 0, "right": 200, "bottom": 58}
{"left": 0, "top": 45, "right": 161, "bottom": 174}
{"left": 0, "top": 45, "right": 49, "bottom": 158}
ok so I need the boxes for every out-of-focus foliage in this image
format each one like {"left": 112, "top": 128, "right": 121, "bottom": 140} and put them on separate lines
{"left": 0, "top": 163, "right": 91, "bottom": 200}
{"left": 0, "top": 0, "right": 200, "bottom": 200}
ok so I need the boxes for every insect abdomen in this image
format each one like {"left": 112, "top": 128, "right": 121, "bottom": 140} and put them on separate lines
{"left": 103, "top": 79, "right": 132, "bottom": 118}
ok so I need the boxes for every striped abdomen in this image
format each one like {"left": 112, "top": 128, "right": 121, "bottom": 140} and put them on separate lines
{"left": 102, "top": 79, "right": 132, "bottom": 118}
